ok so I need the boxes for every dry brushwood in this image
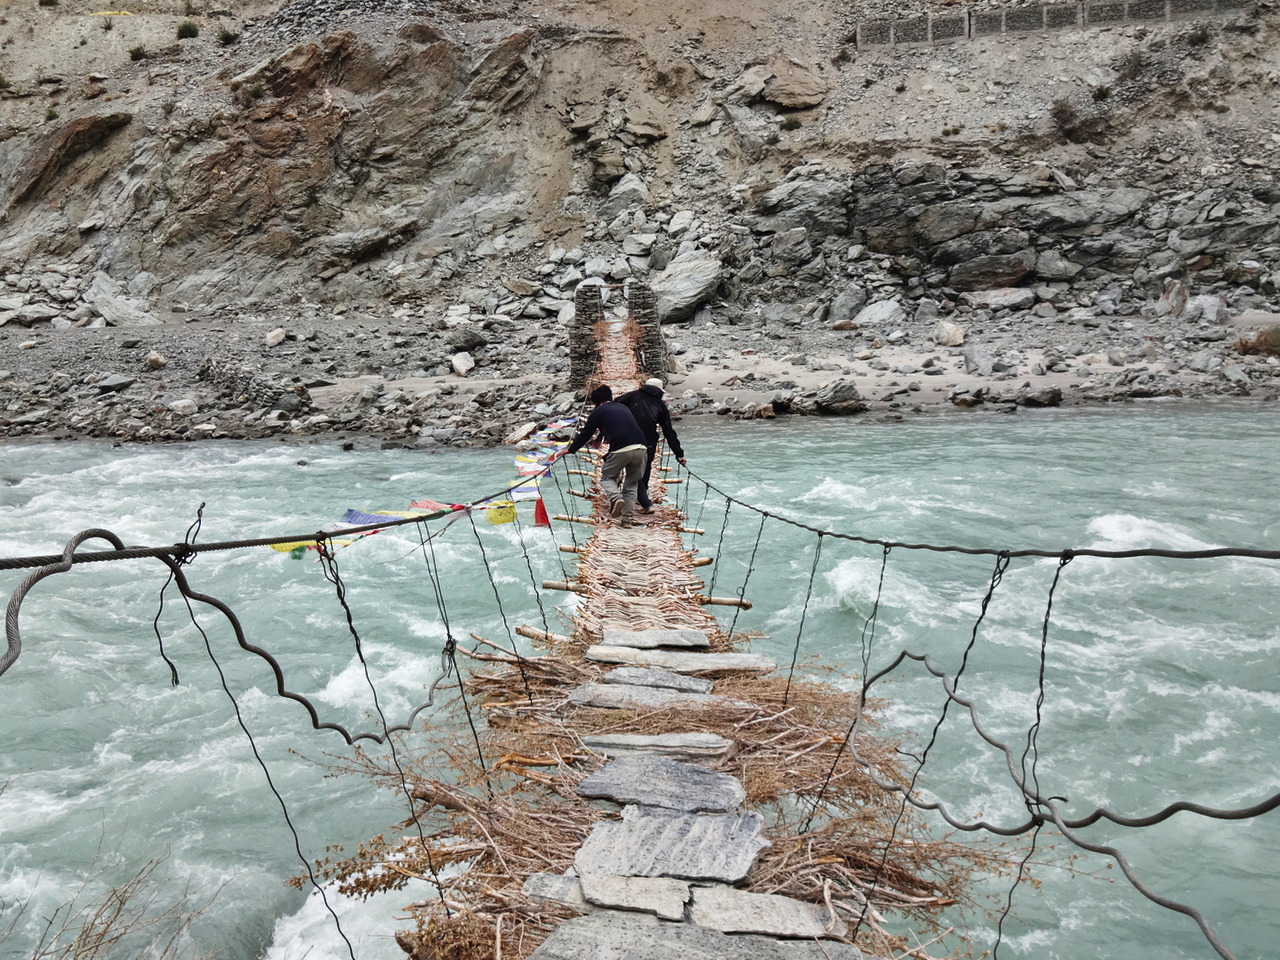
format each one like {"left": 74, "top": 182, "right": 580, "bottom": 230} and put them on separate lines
{"left": 302, "top": 627, "right": 1007, "bottom": 960}
{"left": 1235, "top": 324, "right": 1280, "bottom": 356}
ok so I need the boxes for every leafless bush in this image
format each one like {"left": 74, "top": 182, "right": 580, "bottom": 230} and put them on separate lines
{"left": 1236, "top": 325, "right": 1280, "bottom": 356}
{"left": 1, "top": 847, "right": 224, "bottom": 960}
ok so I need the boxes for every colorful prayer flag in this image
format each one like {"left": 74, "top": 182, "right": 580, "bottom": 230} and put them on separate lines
{"left": 410, "top": 498, "right": 460, "bottom": 512}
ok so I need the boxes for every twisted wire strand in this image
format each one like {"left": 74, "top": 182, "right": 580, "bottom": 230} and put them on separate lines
{"left": 1045, "top": 803, "right": 1239, "bottom": 960}
{"left": 802, "top": 543, "right": 891, "bottom": 836}
{"left": 994, "top": 821, "right": 1044, "bottom": 960}
{"left": 728, "top": 511, "right": 767, "bottom": 636}
{"left": 849, "top": 644, "right": 1280, "bottom": 834}
{"left": 706, "top": 499, "right": 732, "bottom": 597}
{"left": 845, "top": 649, "right": 1268, "bottom": 960}
{"left": 416, "top": 517, "right": 491, "bottom": 798}
{"left": 158, "top": 550, "right": 357, "bottom": 960}
{"left": 1019, "top": 554, "right": 1073, "bottom": 820}
{"left": 993, "top": 552, "right": 1054, "bottom": 957}
{"left": 510, "top": 510, "right": 555, "bottom": 638}
{"left": 852, "top": 550, "right": 1007, "bottom": 941}
{"left": 149, "top": 507, "right": 207, "bottom": 686}
{"left": 4, "top": 528, "right": 452, "bottom": 740}
{"left": 316, "top": 541, "right": 451, "bottom": 911}
{"left": 151, "top": 566, "right": 182, "bottom": 686}
{"left": 467, "top": 512, "right": 534, "bottom": 704}
{"left": 783, "top": 533, "right": 824, "bottom": 706}
{"left": 682, "top": 466, "right": 1280, "bottom": 562}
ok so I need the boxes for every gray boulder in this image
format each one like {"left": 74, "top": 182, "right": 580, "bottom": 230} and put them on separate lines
{"left": 447, "top": 324, "right": 489, "bottom": 351}
{"left": 82, "top": 272, "right": 159, "bottom": 326}
{"left": 827, "top": 284, "right": 868, "bottom": 328}
{"left": 768, "top": 228, "right": 813, "bottom": 267}
{"left": 1155, "top": 279, "right": 1189, "bottom": 317}
{"left": 1181, "top": 294, "right": 1227, "bottom": 324}
{"left": 1036, "top": 249, "right": 1084, "bottom": 280}
{"left": 601, "top": 173, "right": 649, "bottom": 219}
{"left": 932, "top": 228, "right": 1031, "bottom": 266}
{"left": 96, "top": 374, "right": 137, "bottom": 393}
{"left": 962, "top": 344, "right": 995, "bottom": 377}
{"left": 853, "top": 299, "right": 906, "bottom": 327}
{"left": 1188, "top": 350, "right": 1224, "bottom": 374}
{"left": 754, "top": 176, "right": 849, "bottom": 238}
{"left": 960, "top": 288, "right": 1036, "bottom": 311}
{"left": 650, "top": 252, "right": 723, "bottom": 322}
{"left": 813, "top": 378, "right": 864, "bottom": 415}
{"left": 1013, "top": 382, "right": 1064, "bottom": 406}
{"left": 949, "top": 250, "right": 1036, "bottom": 291}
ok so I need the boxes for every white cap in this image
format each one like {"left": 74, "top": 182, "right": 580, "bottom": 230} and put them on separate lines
{"left": 645, "top": 377, "right": 664, "bottom": 390}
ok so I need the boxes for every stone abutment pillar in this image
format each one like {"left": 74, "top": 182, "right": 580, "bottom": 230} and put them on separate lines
{"left": 629, "top": 282, "right": 667, "bottom": 378}
{"left": 570, "top": 284, "right": 604, "bottom": 389}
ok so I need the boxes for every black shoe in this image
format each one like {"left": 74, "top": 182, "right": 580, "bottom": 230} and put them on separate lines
{"left": 610, "top": 498, "right": 624, "bottom": 517}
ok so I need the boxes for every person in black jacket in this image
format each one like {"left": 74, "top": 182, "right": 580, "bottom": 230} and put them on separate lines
{"left": 550, "top": 385, "right": 649, "bottom": 526}
{"left": 616, "top": 377, "right": 687, "bottom": 514}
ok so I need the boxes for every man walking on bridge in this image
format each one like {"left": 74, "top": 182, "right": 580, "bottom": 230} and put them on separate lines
{"left": 617, "top": 377, "right": 686, "bottom": 515}
{"left": 551, "top": 385, "right": 648, "bottom": 527}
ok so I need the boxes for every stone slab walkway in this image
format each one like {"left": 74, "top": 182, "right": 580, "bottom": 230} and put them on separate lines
{"left": 528, "top": 293, "right": 859, "bottom": 956}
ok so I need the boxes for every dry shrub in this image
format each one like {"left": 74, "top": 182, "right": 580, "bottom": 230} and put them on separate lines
{"left": 1236, "top": 325, "right": 1280, "bottom": 356}
{"left": 397, "top": 911, "right": 497, "bottom": 960}
{"left": 300, "top": 629, "right": 1007, "bottom": 959}
{"left": 1116, "top": 49, "right": 1145, "bottom": 82}
{"left": 1050, "top": 97, "right": 1078, "bottom": 137}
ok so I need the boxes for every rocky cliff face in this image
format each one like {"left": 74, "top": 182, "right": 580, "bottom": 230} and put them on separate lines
{"left": 2, "top": 2, "right": 573, "bottom": 309}
{"left": 1, "top": 0, "right": 1279, "bottom": 444}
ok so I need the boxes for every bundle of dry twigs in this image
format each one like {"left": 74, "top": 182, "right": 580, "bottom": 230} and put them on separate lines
{"left": 304, "top": 628, "right": 1002, "bottom": 960}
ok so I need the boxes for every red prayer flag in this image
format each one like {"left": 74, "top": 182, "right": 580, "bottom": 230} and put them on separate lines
{"left": 533, "top": 498, "right": 551, "bottom": 527}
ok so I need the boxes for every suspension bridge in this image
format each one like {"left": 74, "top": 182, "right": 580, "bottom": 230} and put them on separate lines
{"left": 3, "top": 282, "right": 1280, "bottom": 960}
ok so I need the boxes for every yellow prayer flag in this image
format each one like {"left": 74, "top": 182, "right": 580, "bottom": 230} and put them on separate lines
{"left": 486, "top": 501, "right": 516, "bottom": 525}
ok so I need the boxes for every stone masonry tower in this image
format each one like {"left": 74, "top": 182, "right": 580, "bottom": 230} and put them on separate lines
{"left": 570, "top": 284, "right": 604, "bottom": 389}
{"left": 629, "top": 282, "right": 667, "bottom": 379}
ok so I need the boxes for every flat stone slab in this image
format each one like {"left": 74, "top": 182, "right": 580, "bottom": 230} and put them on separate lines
{"left": 603, "top": 628, "right": 711, "bottom": 649}
{"left": 586, "top": 645, "right": 777, "bottom": 675}
{"left": 576, "top": 756, "right": 746, "bottom": 812}
{"left": 569, "top": 683, "right": 754, "bottom": 711}
{"left": 528, "top": 911, "right": 868, "bottom": 960}
{"left": 522, "top": 873, "right": 592, "bottom": 913}
{"left": 580, "top": 732, "right": 737, "bottom": 765}
{"left": 603, "top": 666, "right": 713, "bottom": 693}
{"left": 690, "top": 884, "right": 849, "bottom": 939}
{"left": 579, "top": 874, "right": 690, "bottom": 921}
{"left": 575, "top": 805, "right": 769, "bottom": 883}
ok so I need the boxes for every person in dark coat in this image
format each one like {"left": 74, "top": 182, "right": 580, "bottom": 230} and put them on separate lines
{"left": 616, "top": 377, "right": 686, "bottom": 514}
{"left": 550, "top": 385, "right": 648, "bottom": 526}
